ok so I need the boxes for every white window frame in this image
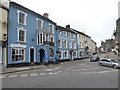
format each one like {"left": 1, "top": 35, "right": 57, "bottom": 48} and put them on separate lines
{"left": 64, "top": 40, "right": 67, "bottom": 48}
{"left": 73, "top": 51, "right": 77, "bottom": 58}
{"left": 36, "top": 18, "right": 43, "bottom": 30}
{"left": 69, "top": 41, "right": 72, "bottom": 48}
{"left": 50, "top": 36, "right": 54, "bottom": 42}
{"left": 49, "top": 23, "right": 54, "bottom": 34}
{"left": 17, "top": 27, "right": 27, "bottom": 43}
{"left": 73, "top": 33, "right": 76, "bottom": 38}
{"left": 73, "top": 42, "right": 76, "bottom": 49}
{"left": 11, "top": 48, "right": 25, "bottom": 62}
{"left": 64, "top": 51, "right": 68, "bottom": 58}
{"left": 59, "top": 50, "right": 63, "bottom": 59}
{"left": 63, "top": 31, "right": 67, "bottom": 36}
{"left": 58, "top": 39, "right": 62, "bottom": 48}
{"left": 17, "top": 10, "right": 27, "bottom": 25}
{"left": 49, "top": 49, "right": 54, "bottom": 58}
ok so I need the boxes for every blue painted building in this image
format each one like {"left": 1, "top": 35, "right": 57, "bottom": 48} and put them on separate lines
{"left": 56, "top": 25, "right": 78, "bottom": 61}
{"left": 7, "top": 2, "right": 57, "bottom": 66}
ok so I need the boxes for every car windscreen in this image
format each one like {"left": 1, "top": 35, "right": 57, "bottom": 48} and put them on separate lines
{"left": 111, "top": 60, "right": 116, "bottom": 63}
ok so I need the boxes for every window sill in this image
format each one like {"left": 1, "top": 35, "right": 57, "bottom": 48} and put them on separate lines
{"left": 18, "top": 22, "right": 26, "bottom": 26}
{"left": 18, "top": 41, "right": 27, "bottom": 43}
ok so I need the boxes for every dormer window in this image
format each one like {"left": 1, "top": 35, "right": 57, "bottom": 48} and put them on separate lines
{"left": 17, "top": 10, "right": 27, "bottom": 25}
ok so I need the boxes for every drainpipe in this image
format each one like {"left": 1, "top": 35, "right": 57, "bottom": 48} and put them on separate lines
{"left": 6, "top": 6, "right": 9, "bottom": 68}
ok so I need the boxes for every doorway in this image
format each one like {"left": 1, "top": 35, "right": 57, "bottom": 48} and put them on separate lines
{"left": 39, "top": 49, "right": 45, "bottom": 63}
{"left": 30, "top": 48, "right": 34, "bottom": 62}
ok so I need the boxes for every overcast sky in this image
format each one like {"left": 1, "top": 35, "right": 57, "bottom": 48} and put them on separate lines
{"left": 12, "top": 0, "right": 119, "bottom": 47}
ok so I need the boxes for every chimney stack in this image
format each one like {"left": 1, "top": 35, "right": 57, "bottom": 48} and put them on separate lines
{"left": 43, "top": 13, "right": 49, "bottom": 18}
{"left": 66, "top": 25, "right": 70, "bottom": 29}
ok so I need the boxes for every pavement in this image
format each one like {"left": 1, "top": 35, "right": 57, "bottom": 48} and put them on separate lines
{"left": 0, "top": 52, "right": 119, "bottom": 75}
{"left": 0, "top": 65, "right": 48, "bottom": 74}
{"left": 0, "top": 61, "right": 73, "bottom": 75}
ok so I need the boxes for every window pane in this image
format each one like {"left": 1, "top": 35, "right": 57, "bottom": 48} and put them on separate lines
{"left": 40, "top": 34, "right": 42, "bottom": 44}
{"left": 38, "top": 20, "right": 42, "bottom": 29}
{"left": 38, "top": 34, "right": 40, "bottom": 44}
{"left": 19, "top": 30, "right": 25, "bottom": 42}
{"left": 49, "top": 49, "right": 54, "bottom": 58}
{"left": 12, "top": 49, "right": 25, "bottom": 61}
{"left": 19, "top": 12, "right": 25, "bottom": 24}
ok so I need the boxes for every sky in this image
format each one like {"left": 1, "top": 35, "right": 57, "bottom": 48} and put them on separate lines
{"left": 12, "top": 0, "right": 119, "bottom": 47}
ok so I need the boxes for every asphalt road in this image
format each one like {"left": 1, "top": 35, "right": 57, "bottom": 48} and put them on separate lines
{"left": 2, "top": 57, "right": 118, "bottom": 88}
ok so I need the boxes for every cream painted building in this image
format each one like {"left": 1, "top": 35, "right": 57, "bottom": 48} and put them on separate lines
{"left": 76, "top": 30, "right": 97, "bottom": 57}
{"left": 76, "top": 31, "right": 92, "bottom": 57}
{"left": 91, "top": 39, "right": 97, "bottom": 54}
{"left": 0, "top": 0, "right": 8, "bottom": 68}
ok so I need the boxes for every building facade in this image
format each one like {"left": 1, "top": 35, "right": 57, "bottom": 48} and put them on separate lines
{"left": 115, "top": 19, "right": 120, "bottom": 56}
{"left": 7, "top": 2, "right": 57, "bottom": 66}
{"left": 57, "top": 25, "right": 78, "bottom": 61}
{"left": 0, "top": 1, "right": 97, "bottom": 67}
{"left": 91, "top": 39, "right": 97, "bottom": 54}
{"left": 0, "top": 2, "right": 8, "bottom": 68}
{"left": 77, "top": 30, "right": 92, "bottom": 58}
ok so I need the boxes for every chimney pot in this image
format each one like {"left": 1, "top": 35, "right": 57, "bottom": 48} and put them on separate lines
{"left": 43, "top": 13, "right": 49, "bottom": 18}
{"left": 66, "top": 25, "right": 70, "bottom": 29}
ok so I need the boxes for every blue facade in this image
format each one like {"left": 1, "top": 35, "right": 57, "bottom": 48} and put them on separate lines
{"left": 57, "top": 26, "right": 78, "bottom": 61}
{"left": 7, "top": 2, "right": 57, "bottom": 65}
{"left": 6, "top": 2, "right": 93, "bottom": 66}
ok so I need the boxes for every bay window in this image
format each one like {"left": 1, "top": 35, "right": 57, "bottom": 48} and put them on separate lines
{"left": 12, "top": 48, "right": 25, "bottom": 61}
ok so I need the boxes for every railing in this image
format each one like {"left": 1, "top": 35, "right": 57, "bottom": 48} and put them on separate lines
{"left": 43, "top": 41, "right": 54, "bottom": 46}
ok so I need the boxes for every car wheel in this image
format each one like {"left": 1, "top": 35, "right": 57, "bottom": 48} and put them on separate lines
{"left": 99, "top": 63, "right": 103, "bottom": 66}
{"left": 113, "top": 65, "right": 117, "bottom": 69}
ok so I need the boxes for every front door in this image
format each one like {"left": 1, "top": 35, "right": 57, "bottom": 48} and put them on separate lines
{"left": 39, "top": 49, "right": 45, "bottom": 63}
{"left": 30, "top": 48, "right": 34, "bottom": 62}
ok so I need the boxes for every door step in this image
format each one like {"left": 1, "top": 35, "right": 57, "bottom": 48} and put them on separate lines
{"left": 31, "top": 62, "right": 35, "bottom": 66}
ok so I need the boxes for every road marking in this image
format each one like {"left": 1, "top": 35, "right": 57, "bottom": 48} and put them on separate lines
{"left": 20, "top": 74, "right": 28, "bottom": 77}
{"left": 85, "top": 65, "right": 92, "bottom": 67}
{"left": 98, "top": 70, "right": 118, "bottom": 73}
{"left": 53, "top": 67, "right": 61, "bottom": 71}
{"left": 30, "top": 73, "right": 38, "bottom": 76}
{"left": 54, "top": 71, "right": 62, "bottom": 74}
{"left": 0, "top": 76, "right": 5, "bottom": 78}
{"left": 80, "top": 70, "right": 118, "bottom": 74}
{"left": 8, "top": 75, "right": 18, "bottom": 78}
{"left": 45, "top": 69, "right": 53, "bottom": 72}
{"left": 78, "top": 63, "right": 86, "bottom": 66}
{"left": 45, "top": 67, "right": 61, "bottom": 72}
{"left": 67, "top": 67, "right": 73, "bottom": 70}
{"left": 70, "top": 68, "right": 100, "bottom": 71}
{"left": 80, "top": 72, "right": 97, "bottom": 74}
{"left": 40, "top": 73, "right": 47, "bottom": 76}
{"left": 48, "top": 72, "right": 54, "bottom": 75}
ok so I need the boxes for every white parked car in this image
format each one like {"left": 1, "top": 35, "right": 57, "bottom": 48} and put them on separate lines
{"left": 98, "top": 58, "right": 120, "bottom": 69}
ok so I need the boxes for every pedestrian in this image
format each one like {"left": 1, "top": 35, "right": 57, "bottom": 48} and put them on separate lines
{"left": 107, "top": 55, "right": 108, "bottom": 58}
